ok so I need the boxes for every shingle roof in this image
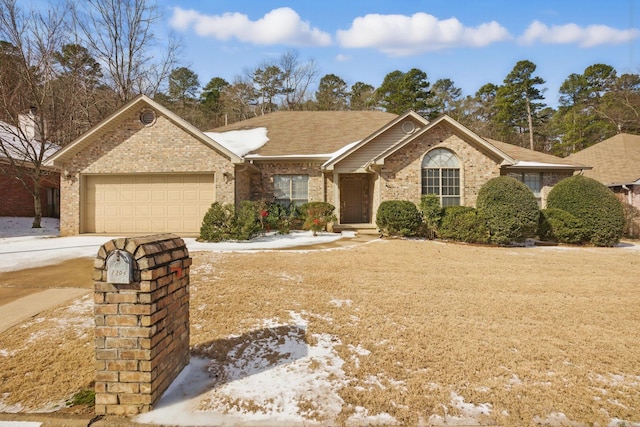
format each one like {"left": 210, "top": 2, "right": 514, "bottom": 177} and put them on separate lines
{"left": 212, "top": 111, "right": 398, "bottom": 156}
{"left": 565, "top": 133, "right": 640, "bottom": 185}
{"left": 485, "top": 138, "right": 587, "bottom": 167}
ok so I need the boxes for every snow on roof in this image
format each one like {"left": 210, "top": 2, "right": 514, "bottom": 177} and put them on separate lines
{"left": 0, "top": 120, "right": 59, "bottom": 162}
{"left": 509, "top": 160, "right": 585, "bottom": 169}
{"left": 205, "top": 128, "right": 269, "bottom": 157}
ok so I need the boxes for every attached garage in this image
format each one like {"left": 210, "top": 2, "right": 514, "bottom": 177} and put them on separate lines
{"left": 83, "top": 174, "right": 215, "bottom": 234}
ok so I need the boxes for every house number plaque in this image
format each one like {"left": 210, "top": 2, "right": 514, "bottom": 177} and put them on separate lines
{"left": 106, "top": 250, "right": 133, "bottom": 284}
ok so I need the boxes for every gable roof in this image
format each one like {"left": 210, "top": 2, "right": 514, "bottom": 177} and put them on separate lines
{"left": 364, "top": 114, "right": 513, "bottom": 168}
{"left": 357, "top": 114, "right": 585, "bottom": 171}
{"left": 565, "top": 133, "right": 640, "bottom": 185}
{"left": 45, "top": 95, "right": 243, "bottom": 167}
{"left": 212, "top": 110, "right": 398, "bottom": 157}
{"left": 323, "top": 111, "right": 428, "bottom": 169}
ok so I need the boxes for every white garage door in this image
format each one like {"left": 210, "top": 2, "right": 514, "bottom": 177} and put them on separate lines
{"left": 84, "top": 174, "right": 215, "bottom": 234}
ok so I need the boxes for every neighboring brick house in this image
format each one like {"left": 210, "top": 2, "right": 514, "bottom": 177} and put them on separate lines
{"left": 45, "top": 95, "right": 588, "bottom": 236}
{"left": 566, "top": 133, "right": 640, "bottom": 210}
{"left": 0, "top": 117, "right": 60, "bottom": 218}
{"left": 566, "top": 133, "right": 640, "bottom": 234}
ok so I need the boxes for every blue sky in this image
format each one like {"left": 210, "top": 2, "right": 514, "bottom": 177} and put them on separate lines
{"left": 158, "top": 0, "right": 640, "bottom": 107}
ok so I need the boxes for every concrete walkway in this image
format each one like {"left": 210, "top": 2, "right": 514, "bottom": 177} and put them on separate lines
{"left": 0, "top": 288, "right": 90, "bottom": 334}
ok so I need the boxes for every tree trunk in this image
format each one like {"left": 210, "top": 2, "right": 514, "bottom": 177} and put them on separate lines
{"left": 32, "top": 182, "right": 42, "bottom": 228}
{"left": 526, "top": 93, "right": 534, "bottom": 150}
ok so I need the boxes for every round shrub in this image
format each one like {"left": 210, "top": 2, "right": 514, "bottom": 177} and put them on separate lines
{"left": 438, "top": 206, "right": 489, "bottom": 244}
{"left": 538, "top": 208, "right": 587, "bottom": 244}
{"left": 476, "top": 176, "right": 540, "bottom": 245}
{"left": 376, "top": 200, "right": 423, "bottom": 237}
{"left": 299, "top": 201, "right": 337, "bottom": 235}
{"left": 547, "top": 175, "right": 624, "bottom": 247}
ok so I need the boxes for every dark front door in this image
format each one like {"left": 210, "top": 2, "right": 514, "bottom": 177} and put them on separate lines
{"left": 340, "top": 176, "right": 366, "bottom": 224}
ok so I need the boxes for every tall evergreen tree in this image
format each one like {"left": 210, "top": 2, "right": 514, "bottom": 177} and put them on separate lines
{"left": 431, "top": 78, "right": 463, "bottom": 119}
{"left": 376, "top": 68, "right": 434, "bottom": 116}
{"left": 315, "top": 74, "right": 348, "bottom": 111}
{"left": 349, "top": 81, "right": 375, "bottom": 110}
{"left": 494, "top": 60, "right": 546, "bottom": 149}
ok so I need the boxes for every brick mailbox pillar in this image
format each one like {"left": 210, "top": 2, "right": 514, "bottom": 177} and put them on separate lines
{"left": 93, "top": 233, "right": 191, "bottom": 415}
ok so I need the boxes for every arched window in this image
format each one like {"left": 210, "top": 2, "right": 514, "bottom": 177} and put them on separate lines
{"left": 421, "top": 148, "right": 460, "bottom": 206}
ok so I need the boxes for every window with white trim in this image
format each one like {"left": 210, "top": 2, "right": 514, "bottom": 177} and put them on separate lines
{"left": 274, "top": 175, "right": 309, "bottom": 207}
{"left": 421, "top": 148, "right": 460, "bottom": 207}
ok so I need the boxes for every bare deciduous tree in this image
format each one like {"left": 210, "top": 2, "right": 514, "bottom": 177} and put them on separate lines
{"left": 0, "top": 0, "right": 71, "bottom": 228}
{"left": 72, "top": 0, "right": 179, "bottom": 105}
{"left": 279, "top": 50, "right": 319, "bottom": 111}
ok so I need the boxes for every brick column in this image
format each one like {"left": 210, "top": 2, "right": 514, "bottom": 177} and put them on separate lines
{"left": 93, "top": 234, "right": 191, "bottom": 416}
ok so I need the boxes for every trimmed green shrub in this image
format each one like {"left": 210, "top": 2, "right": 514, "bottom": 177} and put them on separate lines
{"left": 235, "top": 201, "right": 262, "bottom": 240}
{"left": 477, "top": 176, "right": 540, "bottom": 245}
{"left": 419, "top": 194, "right": 443, "bottom": 239}
{"left": 538, "top": 208, "right": 587, "bottom": 244}
{"left": 547, "top": 175, "right": 624, "bottom": 247}
{"left": 376, "top": 200, "right": 423, "bottom": 237}
{"left": 258, "top": 201, "right": 294, "bottom": 234}
{"left": 200, "top": 202, "right": 236, "bottom": 242}
{"left": 299, "top": 202, "right": 337, "bottom": 235}
{"left": 199, "top": 201, "right": 261, "bottom": 242}
{"left": 438, "top": 206, "right": 489, "bottom": 243}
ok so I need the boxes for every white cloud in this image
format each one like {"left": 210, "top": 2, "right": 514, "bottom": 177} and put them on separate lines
{"left": 519, "top": 20, "right": 640, "bottom": 47}
{"left": 335, "top": 53, "right": 350, "bottom": 62}
{"left": 169, "top": 7, "right": 332, "bottom": 47}
{"left": 336, "top": 13, "right": 511, "bottom": 56}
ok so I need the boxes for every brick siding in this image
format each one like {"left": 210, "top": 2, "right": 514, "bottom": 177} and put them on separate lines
{"left": 0, "top": 167, "right": 60, "bottom": 217}
{"left": 58, "top": 109, "right": 236, "bottom": 235}
{"left": 93, "top": 234, "right": 190, "bottom": 415}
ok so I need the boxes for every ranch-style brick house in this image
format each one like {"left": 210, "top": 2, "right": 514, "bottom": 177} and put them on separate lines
{"left": 45, "top": 95, "right": 589, "bottom": 236}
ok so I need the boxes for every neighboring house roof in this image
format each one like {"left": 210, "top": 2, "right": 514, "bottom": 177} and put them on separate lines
{"left": 0, "top": 119, "right": 59, "bottom": 165}
{"left": 212, "top": 110, "right": 398, "bottom": 157}
{"left": 565, "top": 133, "right": 640, "bottom": 186}
{"left": 485, "top": 138, "right": 590, "bottom": 170}
{"left": 45, "top": 95, "right": 243, "bottom": 167}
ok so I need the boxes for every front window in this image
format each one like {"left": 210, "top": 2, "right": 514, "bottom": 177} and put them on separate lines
{"left": 274, "top": 175, "right": 309, "bottom": 207}
{"left": 515, "top": 172, "right": 542, "bottom": 206}
{"left": 421, "top": 148, "right": 460, "bottom": 206}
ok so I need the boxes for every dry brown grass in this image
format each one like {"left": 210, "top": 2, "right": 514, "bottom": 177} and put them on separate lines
{"left": 0, "top": 239, "right": 639, "bottom": 425}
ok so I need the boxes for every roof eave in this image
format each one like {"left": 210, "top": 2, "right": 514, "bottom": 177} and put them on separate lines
{"left": 245, "top": 154, "right": 332, "bottom": 162}
{"left": 504, "top": 164, "right": 592, "bottom": 171}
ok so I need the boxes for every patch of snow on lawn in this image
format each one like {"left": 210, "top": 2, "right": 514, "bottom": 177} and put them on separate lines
{"left": 428, "top": 392, "right": 492, "bottom": 426}
{"left": 20, "top": 294, "right": 93, "bottom": 344}
{"left": 532, "top": 412, "right": 587, "bottom": 427}
{"left": 347, "top": 406, "right": 397, "bottom": 426}
{"left": 136, "top": 312, "right": 347, "bottom": 426}
{"left": 0, "top": 422, "right": 41, "bottom": 427}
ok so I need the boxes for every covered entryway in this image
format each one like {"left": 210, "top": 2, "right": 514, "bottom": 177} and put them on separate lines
{"left": 83, "top": 174, "right": 215, "bottom": 234}
{"left": 339, "top": 174, "right": 372, "bottom": 224}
